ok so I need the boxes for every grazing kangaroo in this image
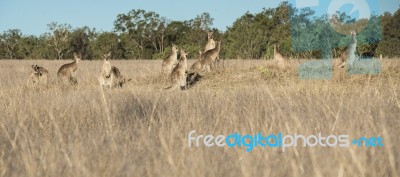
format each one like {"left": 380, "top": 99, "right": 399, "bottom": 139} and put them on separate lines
{"left": 162, "top": 44, "right": 178, "bottom": 75}
{"left": 27, "top": 65, "right": 49, "bottom": 86}
{"left": 165, "top": 49, "right": 188, "bottom": 91}
{"left": 57, "top": 53, "right": 81, "bottom": 85}
{"left": 200, "top": 41, "right": 221, "bottom": 72}
{"left": 204, "top": 31, "right": 216, "bottom": 52}
{"left": 274, "top": 44, "right": 288, "bottom": 69}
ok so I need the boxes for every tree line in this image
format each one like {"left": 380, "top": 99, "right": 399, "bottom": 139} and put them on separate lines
{"left": 0, "top": 2, "right": 399, "bottom": 60}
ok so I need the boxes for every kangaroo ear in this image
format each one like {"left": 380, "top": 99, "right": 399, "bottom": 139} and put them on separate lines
{"left": 102, "top": 52, "right": 110, "bottom": 59}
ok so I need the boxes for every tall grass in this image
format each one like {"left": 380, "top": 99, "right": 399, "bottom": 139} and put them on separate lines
{"left": 0, "top": 59, "right": 399, "bottom": 177}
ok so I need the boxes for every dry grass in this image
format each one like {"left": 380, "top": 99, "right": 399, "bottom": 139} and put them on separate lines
{"left": 0, "top": 58, "right": 399, "bottom": 177}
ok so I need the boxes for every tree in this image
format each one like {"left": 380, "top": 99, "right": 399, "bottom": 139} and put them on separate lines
{"left": 114, "top": 9, "right": 169, "bottom": 58}
{"left": 93, "top": 32, "right": 121, "bottom": 59}
{"left": 224, "top": 2, "right": 293, "bottom": 59}
{"left": 46, "top": 22, "right": 72, "bottom": 59}
{"left": 70, "top": 26, "right": 96, "bottom": 59}
{"left": 184, "top": 13, "right": 215, "bottom": 48}
{"left": 0, "top": 29, "right": 22, "bottom": 59}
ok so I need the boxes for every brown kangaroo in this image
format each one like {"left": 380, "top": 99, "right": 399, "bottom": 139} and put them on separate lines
{"left": 27, "top": 65, "right": 49, "bottom": 86}
{"left": 57, "top": 53, "right": 81, "bottom": 85}
{"left": 204, "top": 31, "right": 216, "bottom": 52}
{"left": 162, "top": 44, "right": 178, "bottom": 75}
{"left": 200, "top": 41, "right": 221, "bottom": 72}
{"left": 165, "top": 49, "right": 188, "bottom": 90}
{"left": 274, "top": 44, "right": 288, "bottom": 69}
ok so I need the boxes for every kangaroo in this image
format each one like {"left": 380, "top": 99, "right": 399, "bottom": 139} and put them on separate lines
{"left": 274, "top": 44, "right": 288, "bottom": 69}
{"left": 346, "top": 31, "right": 358, "bottom": 70}
{"left": 183, "top": 72, "right": 202, "bottom": 90}
{"left": 200, "top": 41, "right": 221, "bottom": 72}
{"left": 204, "top": 31, "right": 216, "bottom": 52}
{"left": 165, "top": 49, "right": 188, "bottom": 91}
{"left": 98, "top": 58, "right": 131, "bottom": 89}
{"left": 204, "top": 31, "right": 222, "bottom": 68}
{"left": 57, "top": 53, "right": 81, "bottom": 85}
{"left": 27, "top": 65, "right": 49, "bottom": 86}
{"left": 161, "top": 44, "right": 178, "bottom": 75}
{"left": 338, "top": 31, "right": 358, "bottom": 69}
{"left": 101, "top": 52, "right": 112, "bottom": 78}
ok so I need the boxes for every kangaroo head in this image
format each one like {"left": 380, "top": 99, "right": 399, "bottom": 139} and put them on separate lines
{"left": 102, "top": 52, "right": 111, "bottom": 61}
{"left": 73, "top": 53, "right": 82, "bottom": 62}
{"left": 180, "top": 49, "right": 188, "bottom": 59}
{"left": 31, "top": 65, "right": 38, "bottom": 71}
{"left": 172, "top": 44, "right": 178, "bottom": 53}
{"left": 31, "top": 65, "right": 44, "bottom": 76}
{"left": 207, "top": 31, "right": 213, "bottom": 40}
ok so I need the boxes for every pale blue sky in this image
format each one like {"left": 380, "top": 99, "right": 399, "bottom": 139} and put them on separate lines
{"left": 0, "top": 0, "right": 399, "bottom": 35}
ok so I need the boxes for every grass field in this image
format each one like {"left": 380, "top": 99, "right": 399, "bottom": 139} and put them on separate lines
{"left": 0, "top": 59, "right": 399, "bottom": 177}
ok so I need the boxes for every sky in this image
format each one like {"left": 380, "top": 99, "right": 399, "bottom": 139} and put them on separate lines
{"left": 0, "top": 0, "right": 399, "bottom": 36}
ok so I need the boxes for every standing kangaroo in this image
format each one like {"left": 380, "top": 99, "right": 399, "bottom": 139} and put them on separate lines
{"left": 204, "top": 31, "right": 216, "bottom": 52}
{"left": 27, "top": 65, "right": 49, "bottom": 86}
{"left": 204, "top": 31, "right": 222, "bottom": 68}
{"left": 57, "top": 53, "right": 81, "bottom": 85}
{"left": 162, "top": 44, "right": 178, "bottom": 75}
{"left": 346, "top": 31, "right": 358, "bottom": 70}
{"left": 165, "top": 49, "right": 188, "bottom": 91}
{"left": 98, "top": 53, "right": 131, "bottom": 89}
{"left": 200, "top": 41, "right": 221, "bottom": 72}
{"left": 338, "top": 31, "right": 357, "bottom": 69}
{"left": 101, "top": 52, "right": 112, "bottom": 78}
{"left": 274, "top": 44, "right": 288, "bottom": 69}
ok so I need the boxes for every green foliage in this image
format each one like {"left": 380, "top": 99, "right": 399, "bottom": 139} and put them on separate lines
{"left": 376, "top": 38, "right": 400, "bottom": 58}
{"left": 224, "top": 2, "right": 292, "bottom": 59}
{"left": 0, "top": 4, "right": 399, "bottom": 60}
{"left": 0, "top": 29, "right": 22, "bottom": 59}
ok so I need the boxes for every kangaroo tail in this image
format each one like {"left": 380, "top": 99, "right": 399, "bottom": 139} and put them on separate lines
{"left": 164, "top": 84, "right": 178, "bottom": 91}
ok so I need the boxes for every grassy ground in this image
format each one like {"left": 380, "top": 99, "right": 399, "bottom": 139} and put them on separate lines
{"left": 0, "top": 59, "right": 399, "bottom": 177}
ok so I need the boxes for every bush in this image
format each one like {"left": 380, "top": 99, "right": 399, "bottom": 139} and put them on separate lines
{"left": 376, "top": 38, "right": 400, "bottom": 58}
